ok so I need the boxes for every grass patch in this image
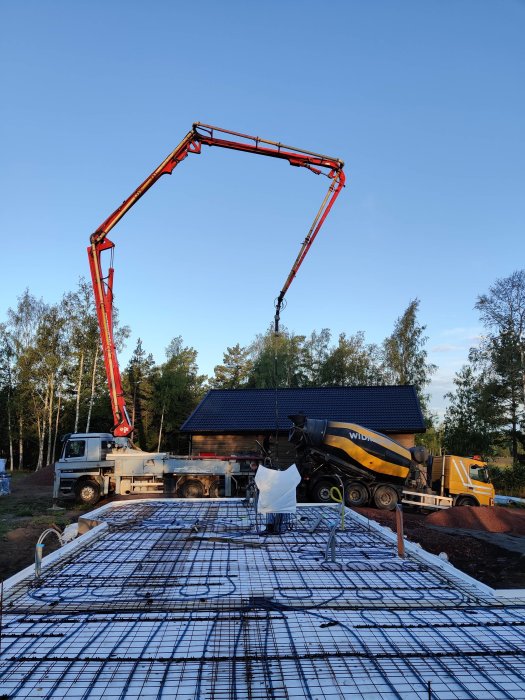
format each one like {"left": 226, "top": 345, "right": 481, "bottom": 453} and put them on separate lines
{"left": 0, "top": 495, "right": 80, "bottom": 539}
{"left": 0, "top": 496, "right": 53, "bottom": 519}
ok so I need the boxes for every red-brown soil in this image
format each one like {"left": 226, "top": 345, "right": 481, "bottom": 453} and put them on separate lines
{"left": 425, "top": 505, "right": 525, "bottom": 534}
{"left": 354, "top": 506, "right": 525, "bottom": 589}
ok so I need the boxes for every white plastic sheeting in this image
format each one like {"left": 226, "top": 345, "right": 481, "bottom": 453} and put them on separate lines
{"left": 254, "top": 463, "right": 301, "bottom": 513}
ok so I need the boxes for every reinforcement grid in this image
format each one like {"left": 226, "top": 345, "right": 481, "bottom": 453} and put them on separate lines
{"left": 1, "top": 500, "right": 525, "bottom": 699}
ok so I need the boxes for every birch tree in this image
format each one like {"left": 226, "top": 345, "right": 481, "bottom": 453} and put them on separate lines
{"left": 7, "top": 290, "right": 46, "bottom": 468}
{"left": 0, "top": 324, "right": 15, "bottom": 469}
{"left": 475, "top": 270, "right": 525, "bottom": 410}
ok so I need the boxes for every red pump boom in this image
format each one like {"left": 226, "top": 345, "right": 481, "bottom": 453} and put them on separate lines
{"left": 88, "top": 123, "right": 345, "bottom": 437}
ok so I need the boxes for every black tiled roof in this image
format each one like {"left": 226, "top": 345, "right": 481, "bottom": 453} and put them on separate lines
{"left": 181, "top": 386, "right": 425, "bottom": 434}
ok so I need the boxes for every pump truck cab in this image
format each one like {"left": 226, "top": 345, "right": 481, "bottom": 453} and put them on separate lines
{"left": 54, "top": 433, "right": 258, "bottom": 505}
{"left": 289, "top": 416, "right": 495, "bottom": 511}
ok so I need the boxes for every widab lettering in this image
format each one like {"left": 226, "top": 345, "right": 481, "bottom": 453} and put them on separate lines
{"left": 348, "top": 431, "right": 371, "bottom": 442}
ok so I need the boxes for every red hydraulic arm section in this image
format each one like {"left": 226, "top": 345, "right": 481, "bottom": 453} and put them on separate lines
{"left": 88, "top": 123, "right": 345, "bottom": 437}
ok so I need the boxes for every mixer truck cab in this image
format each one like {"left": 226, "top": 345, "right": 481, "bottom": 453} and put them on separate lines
{"left": 430, "top": 455, "right": 494, "bottom": 507}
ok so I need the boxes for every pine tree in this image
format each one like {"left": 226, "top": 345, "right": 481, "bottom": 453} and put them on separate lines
{"left": 212, "top": 344, "right": 252, "bottom": 389}
{"left": 382, "top": 299, "right": 436, "bottom": 414}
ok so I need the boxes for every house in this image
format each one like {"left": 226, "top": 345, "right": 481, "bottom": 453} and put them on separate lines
{"left": 180, "top": 386, "right": 426, "bottom": 467}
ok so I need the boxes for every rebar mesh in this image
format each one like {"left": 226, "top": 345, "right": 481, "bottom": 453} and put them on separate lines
{"left": 1, "top": 500, "right": 525, "bottom": 699}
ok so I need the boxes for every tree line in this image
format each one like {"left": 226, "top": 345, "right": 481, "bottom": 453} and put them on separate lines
{"left": 0, "top": 280, "right": 435, "bottom": 469}
{"left": 1, "top": 271, "right": 524, "bottom": 481}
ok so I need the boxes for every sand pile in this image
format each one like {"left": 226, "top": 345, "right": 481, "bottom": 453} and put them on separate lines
{"left": 18, "top": 464, "right": 55, "bottom": 488}
{"left": 426, "top": 505, "right": 525, "bottom": 535}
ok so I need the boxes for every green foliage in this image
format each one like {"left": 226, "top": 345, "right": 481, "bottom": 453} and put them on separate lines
{"left": 470, "top": 327, "right": 525, "bottom": 462}
{"left": 124, "top": 338, "right": 156, "bottom": 449}
{"left": 415, "top": 420, "right": 443, "bottom": 453}
{"left": 0, "top": 280, "right": 444, "bottom": 465}
{"left": 0, "top": 280, "right": 125, "bottom": 468}
{"left": 444, "top": 269, "right": 525, "bottom": 463}
{"left": 443, "top": 365, "right": 500, "bottom": 457}
{"left": 302, "top": 328, "right": 331, "bottom": 386}
{"left": 154, "top": 336, "right": 208, "bottom": 453}
{"left": 488, "top": 464, "right": 525, "bottom": 497}
{"left": 247, "top": 329, "right": 308, "bottom": 388}
{"left": 319, "top": 331, "right": 383, "bottom": 386}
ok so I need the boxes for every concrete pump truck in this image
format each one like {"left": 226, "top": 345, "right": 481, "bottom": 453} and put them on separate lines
{"left": 53, "top": 123, "right": 345, "bottom": 505}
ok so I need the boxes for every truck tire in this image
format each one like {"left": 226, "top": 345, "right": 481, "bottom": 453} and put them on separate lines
{"left": 455, "top": 496, "right": 478, "bottom": 507}
{"left": 180, "top": 479, "right": 205, "bottom": 498}
{"left": 209, "top": 481, "right": 224, "bottom": 498}
{"left": 75, "top": 479, "right": 101, "bottom": 506}
{"left": 373, "top": 485, "right": 398, "bottom": 511}
{"left": 311, "top": 478, "right": 336, "bottom": 504}
{"left": 344, "top": 481, "right": 369, "bottom": 507}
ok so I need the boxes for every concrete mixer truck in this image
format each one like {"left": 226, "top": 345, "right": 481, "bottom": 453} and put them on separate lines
{"left": 289, "top": 415, "right": 495, "bottom": 511}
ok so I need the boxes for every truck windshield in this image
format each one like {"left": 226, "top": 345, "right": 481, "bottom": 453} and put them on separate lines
{"left": 470, "top": 466, "right": 490, "bottom": 483}
{"left": 64, "top": 440, "right": 86, "bottom": 458}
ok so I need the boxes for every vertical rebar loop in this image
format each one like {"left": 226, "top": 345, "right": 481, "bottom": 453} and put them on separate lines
{"left": 35, "top": 543, "right": 44, "bottom": 578}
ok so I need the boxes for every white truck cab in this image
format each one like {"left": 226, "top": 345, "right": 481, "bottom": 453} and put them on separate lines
{"left": 60, "top": 433, "right": 116, "bottom": 463}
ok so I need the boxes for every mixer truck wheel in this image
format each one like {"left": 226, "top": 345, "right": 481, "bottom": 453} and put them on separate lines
{"left": 75, "top": 478, "right": 101, "bottom": 506}
{"left": 373, "top": 485, "right": 398, "bottom": 511}
{"left": 455, "top": 496, "right": 478, "bottom": 507}
{"left": 311, "top": 479, "right": 335, "bottom": 503}
{"left": 344, "top": 481, "right": 369, "bottom": 507}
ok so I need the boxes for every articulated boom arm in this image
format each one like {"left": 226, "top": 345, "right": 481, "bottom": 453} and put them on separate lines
{"left": 88, "top": 123, "right": 345, "bottom": 437}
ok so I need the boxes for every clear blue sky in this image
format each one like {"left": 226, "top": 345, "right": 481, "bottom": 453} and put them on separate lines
{"left": 1, "top": 1, "right": 524, "bottom": 417}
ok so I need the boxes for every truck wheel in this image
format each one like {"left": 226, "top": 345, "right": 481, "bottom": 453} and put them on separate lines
{"left": 209, "top": 481, "right": 224, "bottom": 498}
{"left": 456, "top": 496, "right": 478, "bottom": 507}
{"left": 75, "top": 479, "right": 101, "bottom": 506}
{"left": 311, "top": 479, "right": 336, "bottom": 503}
{"left": 373, "top": 485, "right": 398, "bottom": 511}
{"left": 180, "top": 479, "right": 205, "bottom": 498}
{"left": 344, "top": 481, "right": 369, "bottom": 507}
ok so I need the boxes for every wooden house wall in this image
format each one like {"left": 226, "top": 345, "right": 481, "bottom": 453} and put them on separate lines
{"left": 191, "top": 434, "right": 296, "bottom": 469}
{"left": 389, "top": 433, "right": 415, "bottom": 449}
{"left": 191, "top": 432, "right": 416, "bottom": 468}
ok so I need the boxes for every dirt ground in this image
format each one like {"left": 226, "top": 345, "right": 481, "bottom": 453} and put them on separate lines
{"left": 0, "top": 467, "right": 82, "bottom": 582}
{"left": 1, "top": 468, "right": 524, "bottom": 589}
{"left": 354, "top": 506, "right": 525, "bottom": 589}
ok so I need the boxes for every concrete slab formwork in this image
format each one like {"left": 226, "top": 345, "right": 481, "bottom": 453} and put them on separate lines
{"left": 1, "top": 499, "right": 525, "bottom": 699}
